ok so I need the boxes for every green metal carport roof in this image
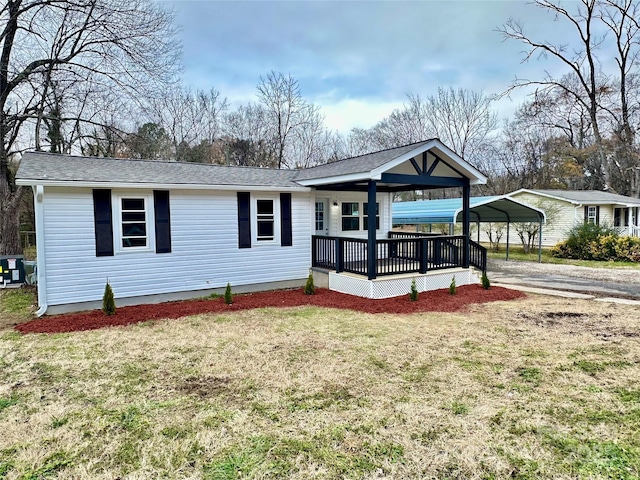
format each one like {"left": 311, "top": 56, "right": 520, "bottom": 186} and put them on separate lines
{"left": 392, "top": 195, "right": 546, "bottom": 224}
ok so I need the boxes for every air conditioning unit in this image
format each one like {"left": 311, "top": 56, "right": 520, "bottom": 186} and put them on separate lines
{"left": 0, "top": 255, "right": 25, "bottom": 288}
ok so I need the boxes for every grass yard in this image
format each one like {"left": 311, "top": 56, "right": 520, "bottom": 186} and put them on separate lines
{"left": 1, "top": 294, "right": 640, "bottom": 479}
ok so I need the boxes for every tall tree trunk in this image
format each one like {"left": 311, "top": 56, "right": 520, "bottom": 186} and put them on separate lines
{"left": 0, "top": 186, "right": 23, "bottom": 255}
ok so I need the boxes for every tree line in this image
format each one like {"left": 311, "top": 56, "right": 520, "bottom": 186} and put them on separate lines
{"left": 1, "top": 0, "right": 639, "bottom": 254}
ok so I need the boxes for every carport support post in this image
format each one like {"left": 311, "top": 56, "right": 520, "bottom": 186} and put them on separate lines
{"left": 367, "top": 180, "right": 377, "bottom": 280}
{"left": 538, "top": 217, "right": 543, "bottom": 263}
{"left": 462, "top": 183, "right": 470, "bottom": 268}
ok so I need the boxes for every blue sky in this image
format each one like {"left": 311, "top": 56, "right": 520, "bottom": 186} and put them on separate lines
{"left": 166, "top": 0, "right": 582, "bottom": 133}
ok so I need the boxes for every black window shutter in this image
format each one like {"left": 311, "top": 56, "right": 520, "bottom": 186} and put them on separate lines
{"left": 238, "top": 192, "right": 251, "bottom": 248}
{"left": 93, "top": 189, "right": 114, "bottom": 257}
{"left": 596, "top": 206, "right": 600, "bottom": 225}
{"left": 280, "top": 193, "right": 292, "bottom": 247}
{"left": 154, "top": 190, "right": 171, "bottom": 253}
{"left": 584, "top": 206, "right": 588, "bottom": 223}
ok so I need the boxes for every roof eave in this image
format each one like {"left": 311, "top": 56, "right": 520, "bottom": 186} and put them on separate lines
{"left": 15, "top": 179, "right": 312, "bottom": 192}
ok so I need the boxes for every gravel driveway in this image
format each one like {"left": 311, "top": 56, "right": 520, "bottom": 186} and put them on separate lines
{"left": 487, "top": 258, "right": 640, "bottom": 299}
{"left": 488, "top": 258, "right": 640, "bottom": 285}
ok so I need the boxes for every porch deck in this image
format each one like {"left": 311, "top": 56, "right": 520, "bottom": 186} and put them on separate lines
{"left": 311, "top": 231, "right": 487, "bottom": 299}
{"left": 312, "top": 231, "right": 487, "bottom": 278}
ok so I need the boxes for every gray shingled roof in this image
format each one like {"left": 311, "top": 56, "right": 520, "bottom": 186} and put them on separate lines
{"left": 16, "top": 151, "right": 302, "bottom": 188}
{"left": 16, "top": 139, "right": 484, "bottom": 189}
{"left": 532, "top": 189, "right": 640, "bottom": 205}
{"left": 295, "top": 140, "right": 433, "bottom": 180}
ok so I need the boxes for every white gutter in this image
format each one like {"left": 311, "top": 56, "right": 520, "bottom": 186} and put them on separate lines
{"left": 33, "top": 185, "right": 47, "bottom": 316}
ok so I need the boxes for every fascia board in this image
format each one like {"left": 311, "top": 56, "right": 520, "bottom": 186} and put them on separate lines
{"left": 295, "top": 172, "right": 381, "bottom": 187}
{"left": 511, "top": 189, "right": 581, "bottom": 205}
{"left": 15, "top": 179, "right": 312, "bottom": 192}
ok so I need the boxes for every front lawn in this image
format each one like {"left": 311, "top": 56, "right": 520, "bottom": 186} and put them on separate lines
{"left": 1, "top": 296, "right": 639, "bottom": 478}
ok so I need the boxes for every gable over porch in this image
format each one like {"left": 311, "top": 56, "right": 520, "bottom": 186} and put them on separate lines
{"left": 297, "top": 139, "right": 488, "bottom": 283}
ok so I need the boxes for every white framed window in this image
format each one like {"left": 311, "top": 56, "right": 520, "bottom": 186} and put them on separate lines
{"left": 114, "top": 194, "right": 152, "bottom": 252}
{"left": 587, "top": 206, "right": 597, "bottom": 224}
{"left": 315, "top": 201, "right": 325, "bottom": 231}
{"left": 252, "top": 196, "right": 280, "bottom": 244}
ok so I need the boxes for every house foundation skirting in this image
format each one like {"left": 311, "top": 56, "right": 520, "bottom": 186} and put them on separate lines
{"left": 327, "top": 267, "right": 479, "bottom": 299}
{"left": 44, "top": 278, "right": 308, "bottom": 315}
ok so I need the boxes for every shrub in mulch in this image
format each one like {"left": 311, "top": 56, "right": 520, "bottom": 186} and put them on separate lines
{"left": 15, "top": 285, "right": 526, "bottom": 335}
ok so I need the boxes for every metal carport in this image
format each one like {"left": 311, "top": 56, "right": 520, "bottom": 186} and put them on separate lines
{"left": 392, "top": 195, "right": 547, "bottom": 261}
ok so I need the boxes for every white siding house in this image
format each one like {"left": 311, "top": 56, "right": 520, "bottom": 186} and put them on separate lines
{"left": 508, "top": 189, "right": 640, "bottom": 246}
{"left": 16, "top": 139, "right": 487, "bottom": 314}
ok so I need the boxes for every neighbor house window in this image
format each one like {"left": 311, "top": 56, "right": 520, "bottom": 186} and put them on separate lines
{"left": 341, "top": 202, "right": 360, "bottom": 231}
{"left": 256, "top": 199, "right": 275, "bottom": 241}
{"left": 363, "top": 202, "right": 380, "bottom": 230}
{"left": 587, "top": 206, "right": 597, "bottom": 224}
{"left": 120, "top": 197, "right": 148, "bottom": 248}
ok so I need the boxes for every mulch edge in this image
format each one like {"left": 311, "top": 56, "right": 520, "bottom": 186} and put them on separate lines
{"left": 15, "top": 285, "right": 526, "bottom": 335}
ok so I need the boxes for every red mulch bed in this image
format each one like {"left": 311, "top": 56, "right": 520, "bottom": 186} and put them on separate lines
{"left": 15, "top": 285, "right": 525, "bottom": 334}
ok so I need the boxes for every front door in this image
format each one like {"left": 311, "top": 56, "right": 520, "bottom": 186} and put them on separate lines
{"left": 315, "top": 198, "right": 329, "bottom": 236}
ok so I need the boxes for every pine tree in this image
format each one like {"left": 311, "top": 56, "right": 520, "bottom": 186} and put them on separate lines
{"left": 102, "top": 281, "right": 116, "bottom": 316}
{"left": 409, "top": 278, "right": 419, "bottom": 301}
{"left": 224, "top": 283, "right": 233, "bottom": 305}
{"left": 304, "top": 272, "right": 316, "bottom": 295}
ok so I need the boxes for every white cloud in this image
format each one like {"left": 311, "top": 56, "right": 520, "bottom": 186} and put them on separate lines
{"left": 318, "top": 98, "right": 404, "bottom": 134}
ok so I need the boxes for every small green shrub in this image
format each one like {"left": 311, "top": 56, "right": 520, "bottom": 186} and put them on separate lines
{"left": 409, "top": 278, "right": 418, "bottom": 302}
{"left": 224, "top": 283, "right": 233, "bottom": 305}
{"left": 102, "top": 281, "right": 116, "bottom": 316}
{"left": 449, "top": 276, "right": 457, "bottom": 295}
{"left": 304, "top": 272, "right": 316, "bottom": 295}
{"left": 481, "top": 271, "right": 490, "bottom": 290}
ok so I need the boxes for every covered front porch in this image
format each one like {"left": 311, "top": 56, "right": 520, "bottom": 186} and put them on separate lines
{"left": 297, "top": 139, "right": 489, "bottom": 298}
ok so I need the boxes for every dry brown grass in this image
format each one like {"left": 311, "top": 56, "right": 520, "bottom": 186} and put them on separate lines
{"left": 1, "top": 295, "right": 639, "bottom": 479}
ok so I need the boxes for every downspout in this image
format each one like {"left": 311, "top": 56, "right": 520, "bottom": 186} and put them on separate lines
{"left": 34, "top": 185, "right": 48, "bottom": 316}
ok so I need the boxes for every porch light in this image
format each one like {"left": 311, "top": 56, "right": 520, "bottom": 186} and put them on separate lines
{"left": 333, "top": 201, "right": 339, "bottom": 207}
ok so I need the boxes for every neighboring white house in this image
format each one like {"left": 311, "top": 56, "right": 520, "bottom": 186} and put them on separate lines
{"left": 16, "top": 139, "right": 487, "bottom": 315}
{"left": 507, "top": 189, "right": 640, "bottom": 246}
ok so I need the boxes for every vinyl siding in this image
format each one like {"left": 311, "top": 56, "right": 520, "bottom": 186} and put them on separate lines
{"left": 41, "top": 187, "right": 312, "bottom": 307}
{"left": 319, "top": 192, "right": 392, "bottom": 239}
{"left": 509, "top": 192, "right": 582, "bottom": 246}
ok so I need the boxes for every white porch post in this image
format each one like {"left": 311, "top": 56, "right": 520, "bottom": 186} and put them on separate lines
{"left": 462, "top": 183, "right": 470, "bottom": 267}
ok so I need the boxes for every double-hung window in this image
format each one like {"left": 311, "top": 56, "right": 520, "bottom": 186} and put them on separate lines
{"left": 341, "top": 202, "right": 360, "bottom": 231}
{"left": 256, "top": 199, "right": 275, "bottom": 242}
{"left": 120, "top": 197, "right": 148, "bottom": 249}
{"left": 586, "top": 206, "right": 597, "bottom": 224}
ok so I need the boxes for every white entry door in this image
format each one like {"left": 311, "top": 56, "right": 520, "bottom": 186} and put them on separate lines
{"left": 315, "top": 198, "right": 329, "bottom": 236}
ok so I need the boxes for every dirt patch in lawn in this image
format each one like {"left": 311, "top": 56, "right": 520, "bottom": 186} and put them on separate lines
{"left": 15, "top": 284, "right": 525, "bottom": 334}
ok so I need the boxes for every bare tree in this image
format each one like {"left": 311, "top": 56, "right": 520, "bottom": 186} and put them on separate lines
{"left": 256, "top": 71, "right": 316, "bottom": 168}
{"left": 498, "top": 0, "right": 640, "bottom": 195}
{"left": 347, "top": 88, "right": 498, "bottom": 166}
{"left": 222, "top": 103, "right": 276, "bottom": 167}
{"left": 149, "top": 87, "right": 228, "bottom": 162}
{"left": 0, "top": 0, "right": 180, "bottom": 254}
